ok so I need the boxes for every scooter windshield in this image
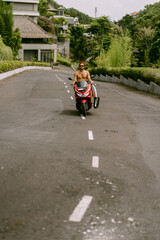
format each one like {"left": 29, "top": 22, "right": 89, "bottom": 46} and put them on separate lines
{"left": 77, "top": 81, "right": 88, "bottom": 88}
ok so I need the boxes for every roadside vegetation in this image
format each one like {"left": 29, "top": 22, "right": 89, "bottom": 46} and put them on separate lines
{"left": 117, "top": 3, "right": 160, "bottom": 68}
{"left": 0, "top": 54, "right": 71, "bottom": 73}
{"left": 0, "top": 36, "right": 13, "bottom": 61}
{"left": 0, "top": 61, "right": 50, "bottom": 74}
{"left": 56, "top": 54, "right": 71, "bottom": 67}
{"left": 0, "top": 0, "right": 21, "bottom": 59}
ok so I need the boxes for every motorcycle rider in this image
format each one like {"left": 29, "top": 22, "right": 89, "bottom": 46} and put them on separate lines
{"left": 71, "top": 62, "right": 93, "bottom": 85}
{"left": 71, "top": 62, "right": 99, "bottom": 108}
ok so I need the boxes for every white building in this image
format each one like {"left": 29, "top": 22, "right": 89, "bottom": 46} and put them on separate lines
{"left": 3, "top": 0, "right": 40, "bottom": 23}
{"left": 48, "top": 4, "right": 79, "bottom": 59}
{"left": 2, "top": 0, "right": 57, "bottom": 63}
{"left": 48, "top": 5, "right": 79, "bottom": 28}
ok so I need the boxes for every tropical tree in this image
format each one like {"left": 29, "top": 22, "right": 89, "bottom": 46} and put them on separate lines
{"left": 0, "top": 0, "right": 21, "bottom": 58}
{"left": 112, "top": 23, "right": 123, "bottom": 36}
{"left": 85, "top": 37, "right": 101, "bottom": 60}
{"left": 38, "top": 0, "right": 55, "bottom": 18}
{"left": 88, "top": 16, "right": 111, "bottom": 51}
{"left": 150, "top": 22, "right": 160, "bottom": 64}
{"left": 0, "top": 0, "right": 13, "bottom": 46}
{"left": 117, "top": 14, "right": 134, "bottom": 32}
{"left": 9, "top": 28, "right": 22, "bottom": 58}
{"left": 96, "top": 35, "right": 132, "bottom": 67}
{"left": 134, "top": 27, "right": 154, "bottom": 66}
{"left": 38, "top": 0, "right": 48, "bottom": 16}
{"left": 70, "top": 26, "right": 88, "bottom": 60}
{"left": 115, "top": 1, "right": 160, "bottom": 66}
{"left": 0, "top": 16, "right": 5, "bottom": 38}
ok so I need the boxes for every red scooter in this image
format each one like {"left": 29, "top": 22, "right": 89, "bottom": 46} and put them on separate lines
{"left": 68, "top": 78, "right": 99, "bottom": 116}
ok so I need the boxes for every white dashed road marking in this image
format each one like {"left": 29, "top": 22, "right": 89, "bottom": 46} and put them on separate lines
{"left": 92, "top": 156, "right": 99, "bottom": 168}
{"left": 80, "top": 114, "right": 86, "bottom": 120}
{"left": 56, "top": 74, "right": 98, "bottom": 224}
{"left": 69, "top": 195, "right": 93, "bottom": 222}
{"left": 88, "top": 131, "right": 94, "bottom": 140}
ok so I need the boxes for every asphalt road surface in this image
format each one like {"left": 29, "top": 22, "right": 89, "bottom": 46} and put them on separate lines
{"left": 0, "top": 66, "right": 160, "bottom": 240}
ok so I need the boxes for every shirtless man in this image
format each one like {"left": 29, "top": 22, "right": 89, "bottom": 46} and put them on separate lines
{"left": 71, "top": 62, "right": 93, "bottom": 85}
{"left": 71, "top": 62, "right": 99, "bottom": 108}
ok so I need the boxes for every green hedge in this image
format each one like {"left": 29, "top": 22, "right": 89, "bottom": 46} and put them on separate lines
{"left": 0, "top": 59, "right": 72, "bottom": 73}
{"left": 0, "top": 61, "right": 24, "bottom": 73}
{"left": 24, "top": 61, "right": 50, "bottom": 67}
{"left": 57, "top": 55, "right": 71, "bottom": 67}
{"left": 0, "top": 61, "right": 50, "bottom": 73}
{"left": 89, "top": 67, "right": 160, "bottom": 85}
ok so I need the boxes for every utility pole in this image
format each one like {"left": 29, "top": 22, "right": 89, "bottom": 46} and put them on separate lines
{"left": 95, "top": 7, "right": 97, "bottom": 18}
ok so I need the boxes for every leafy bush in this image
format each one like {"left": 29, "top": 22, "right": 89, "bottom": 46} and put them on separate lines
{"left": 24, "top": 61, "right": 50, "bottom": 67}
{"left": 89, "top": 67, "right": 160, "bottom": 85}
{"left": 0, "top": 57, "right": 72, "bottom": 73}
{"left": 0, "top": 61, "right": 50, "bottom": 73}
{"left": 57, "top": 33, "right": 66, "bottom": 42}
{"left": 0, "top": 61, "right": 23, "bottom": 73}
{"left": 0, "top": 35, "right": 13, "bottom": 61}
{"left": 57, "top": 54, "right": 71, "bottom": 67}
{"left": 38, "top": 16, "right": 55, "bottom": 34}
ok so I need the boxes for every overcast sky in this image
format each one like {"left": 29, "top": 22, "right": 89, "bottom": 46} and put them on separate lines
{"left": 56, "top": 0, "right": 159, "bottom": 21}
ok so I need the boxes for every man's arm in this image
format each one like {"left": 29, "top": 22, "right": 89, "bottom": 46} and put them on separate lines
{"left": 71, "top": 72, "right": 77, "bottom": 85}
{"left": 87, "top": 71, "right": 94, "bottom": 84}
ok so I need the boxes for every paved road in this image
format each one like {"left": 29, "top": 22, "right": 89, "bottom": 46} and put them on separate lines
{"left": 0, "top": 66, "right": 160, "bottom": 240}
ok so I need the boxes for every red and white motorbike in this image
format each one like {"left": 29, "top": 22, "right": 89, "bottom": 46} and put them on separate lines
{"left": 69, "top": 78, "right": 100, "bottom": 116}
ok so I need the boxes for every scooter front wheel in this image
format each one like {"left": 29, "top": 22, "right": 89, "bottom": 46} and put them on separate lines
{"left": 80, "top": 102, "right": 87, "bottom": 116}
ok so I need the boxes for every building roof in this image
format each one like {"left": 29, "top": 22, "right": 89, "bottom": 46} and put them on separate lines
{"left": 58, "top": 6, "right": 65, "bottom": 10}
{"left": 130, "top": 11, "right": 139, "bottom": 15}
{"left": 13, "top": 15, "right": 55, "bottom": 39}
{"left": 48, "top": 4, "right": 57, "bottom": 12}
{"left": 3, "top": 0, "right": 39, "bottom": 3}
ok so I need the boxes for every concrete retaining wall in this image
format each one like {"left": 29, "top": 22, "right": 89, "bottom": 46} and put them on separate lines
{"left": 92, "top": 74, "right": 160, "bottom": 96}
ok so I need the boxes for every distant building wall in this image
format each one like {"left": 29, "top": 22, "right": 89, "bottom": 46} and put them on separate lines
{"left": 57, "top": 38, "right": 70, "bottom": 59}
{"left": 3, "top": 0, "right": 39, "bottom": 23}
{"left": 20, "top": 43, "right": 57, "bottom": 63}
{"left": 3, "top": 0, "right": 57, "bottom": 63}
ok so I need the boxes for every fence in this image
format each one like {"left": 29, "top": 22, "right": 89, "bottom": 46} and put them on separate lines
{"left": 92, "top": 74, "right": 160, "bottom": 96}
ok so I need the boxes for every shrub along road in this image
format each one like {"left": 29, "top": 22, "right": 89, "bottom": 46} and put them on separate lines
{"left": 0, "top": 67, "right": 160, "bottom": 240}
